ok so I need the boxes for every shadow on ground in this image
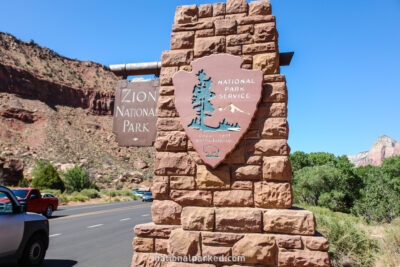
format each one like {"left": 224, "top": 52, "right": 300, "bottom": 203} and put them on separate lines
{"left": 0, "top": 259, "right": 78, "bottom": 267}
{"left": 43, "top": 259, "right": 78, "bottom": 267}
{"left": 48, "top": 215, "right": 67, "bottom": 219}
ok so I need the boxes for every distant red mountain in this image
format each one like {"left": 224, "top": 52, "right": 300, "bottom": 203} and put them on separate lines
{"left": 348, "top": 136, "right": 400, "bottom": 167}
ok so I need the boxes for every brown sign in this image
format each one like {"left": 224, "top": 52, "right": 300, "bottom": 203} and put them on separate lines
{"left": 173, "top": 54, "right": 263, "bottom": 168}
{"left": 113, "top": 79, "right": 159, "bottom": 146}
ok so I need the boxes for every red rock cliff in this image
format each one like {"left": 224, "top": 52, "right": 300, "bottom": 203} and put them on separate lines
{"left": 0, "top": 32, "right": 118, "bottom": 115}
{"left": 0, "top": 63, "right": 114, "bottom": 115}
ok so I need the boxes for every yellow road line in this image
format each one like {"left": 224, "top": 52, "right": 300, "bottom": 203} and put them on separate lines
{"left": 51, "top": 203, "right": 151, "bottom": 221}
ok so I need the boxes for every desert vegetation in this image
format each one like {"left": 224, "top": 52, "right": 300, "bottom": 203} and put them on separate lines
{"left": 17, "top": 160, "right": 141, "bottom": 205}
{"left": 291, "top": 152, "right": 400, "bottom": 266}
{"left": 7, "top": 154, "right": 400, "bottom": 266}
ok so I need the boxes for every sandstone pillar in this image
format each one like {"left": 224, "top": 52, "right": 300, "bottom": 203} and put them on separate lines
{"left": 132, "top": 1, "right": 330, "bottom": 266}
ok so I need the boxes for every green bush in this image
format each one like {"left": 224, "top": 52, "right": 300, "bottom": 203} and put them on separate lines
{"left": 293, "top": 163, "right": 360, "bottom": 213}
{"left": 290, "top": 152, "right": 400, "bottom": 222}
{"left": 299, "top": 204, "right": 379, "bottom": 267}
{"left": 62, "top": 166, "right": 91, "bottom": 192}
{"left": 117, "top": 189, "right": 134, "bottom": 197}
{"left": 59, "top": 194, "right": 69, "bottom": 205}
{"left": 89, "top": 183, "right": 100, "bottom": 191}
{"left": 99, "top": 189, "right": 140, "bottom": 200}
{"left": 352, "top": 157, "right": 400, "bottom": 223}
{"left": 31, "top": 161, "right": 65, "bottom": 191}
{"left": 380, "top": 218, "right": 400, "bottom": 266}
{"left": 290, "top": 151, "right": 310, "bottom": 173}
{"left": 101, "top": 176, "right": 113, "bottom": 183}
{"left": 18, "top": 178, "right": 30, "bottom": 187}
{"left": 80, "top": 189, "right": 100, "bottom": 199}
{"left": 131, "top": 194, "right": 141, "bottom": 200}
{"left": 100, "top": 190, "right": 117, "bottom": 197}
{"left": 70, "top": 194, "right": 88, "bottom": 202}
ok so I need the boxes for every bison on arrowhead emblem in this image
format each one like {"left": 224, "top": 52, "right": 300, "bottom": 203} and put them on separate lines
{"left": 173, "top": 54, "right": 263, "bottom": 168}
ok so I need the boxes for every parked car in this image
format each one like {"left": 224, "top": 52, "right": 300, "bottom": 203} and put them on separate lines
{"left": 142, "top": 192, "right": 153, "bottom": 202}
{"left": 12, "top": 188, "right": 58, "bottom": 218}
{"left": 41, "top": 193, "right": 55, "bottom": 198}
{"left": 132, "top": 190, "right": 145, "bottom": 198}
{"left": 0, "top": 186, "right": 49, "bottom": 266}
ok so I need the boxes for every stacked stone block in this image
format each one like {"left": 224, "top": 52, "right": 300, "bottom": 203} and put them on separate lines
{"left": 133, "top": 0, "right": 330, "bottom": 266}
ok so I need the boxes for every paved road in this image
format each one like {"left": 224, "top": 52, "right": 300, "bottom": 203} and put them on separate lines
{"left": 6, "top": 201, "right": 152, "bottom": 267}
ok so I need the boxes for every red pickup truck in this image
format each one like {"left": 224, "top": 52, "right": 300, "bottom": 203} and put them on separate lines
{"left": 10, "top": 188, "right": 59, "bottom": 217}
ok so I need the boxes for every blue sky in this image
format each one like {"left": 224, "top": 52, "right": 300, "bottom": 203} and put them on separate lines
{"left": 1, "top": 0, "right": 399, "bottom": 156}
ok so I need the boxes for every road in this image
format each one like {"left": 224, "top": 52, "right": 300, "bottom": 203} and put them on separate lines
{"left": 6, "top": 200, "right": 152, "bottom": 267}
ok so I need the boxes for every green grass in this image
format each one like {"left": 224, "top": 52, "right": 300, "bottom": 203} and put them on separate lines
{"left": 70, "top": 194, "right": 88, "bottom": 202}
{"left": 379, "top": 218, "right": 400, "bottom": 266}
{"left": 80, "top": 189, "right": 100, "bottom": 199}
{"left": 38, "top": 188, "right": 140, "bottom": 204}
{"left": 100, "top": 189, "right": 140, "bottom": 200}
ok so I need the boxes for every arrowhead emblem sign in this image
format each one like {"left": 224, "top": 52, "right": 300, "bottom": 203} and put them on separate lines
{"left": 173, "top": 54, "right": 263, "bottom": 168}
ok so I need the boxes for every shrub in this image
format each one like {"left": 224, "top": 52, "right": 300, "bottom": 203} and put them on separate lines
{"left": 352, "top": 157, "right": 400, "bottom": 223}
{"left": 18, "top": 178, "right": 30, "bottom": 187}
{"left": 70, "top": 194, "right": 88, "bottom": 202}
{"left": 59, "top": 194, "right": 69, "bottom": 205}
{"left": 89, "top": 183, "right": 100, "bottom": 191}
{"left": 31, "top": 161, "right": 65, "bottom": 191}
{"left": 300, "top": 204, "right": 379, "bottom": 267}
{"left": 130, "top": 194, "right": 141, "bottom": 200}
{"left": 117, "top": 189, "right": 134, "bottom": 197}
{"left": 293, "top": 164, "right": 360, "bottom": 213}
{"left": 80, "top": 189, "right": 100, "bottom": 199}
{"left": 100, "top": 190, "right": 118, "bottom": 197}
{"left": 379, "top": 218, "right": 400, "bottom": 266}
{"left": 63, "top": 166, "right": 91, "bottom": 192}
{"left": 100, "top": 176, "right": 113, "bottom": 183}
{"left": 290, "top": 151, "right": 310, "bottom": 173}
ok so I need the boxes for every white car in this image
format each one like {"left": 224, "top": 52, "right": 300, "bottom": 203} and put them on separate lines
{"left": 0, "top": 186, "right": 49, "bottom": 266}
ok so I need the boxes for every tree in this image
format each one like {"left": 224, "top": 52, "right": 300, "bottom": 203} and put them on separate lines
{"left": 293, "top": 165, "right": 344, "bottom": 208}
{"left": 381, "top": 155, "right": 400, "bottom": 193}
{"left": 293, "top": 163, "right": 360, "bottom": 213}
{"left": 31, "top": 160, "right": 47, "bottom": 178}
{"left": 62, "top": 166, "right": 91, "bottom": 192}
{"left": 188, "top": 70, "right": 240, "bottom": 132}
{"left": 290, "top": 151, "right": 310, "bottom": 173}
{"left": 352, "top": 157, "right": 400, "bottom": 223}
{"left": 291, "top": 152, "right": 400, "bottom": 222}
{"left": 18, "top": 178, "right": 30, "bottom": 187}
{"left": 31, "top": 161, "right": 64, "bottom": 191}
{"left": 188, "top": 70, "right": 215, "bottom": 130}
{"left": 308, "top": 152, "right": 336, "bottom": 166}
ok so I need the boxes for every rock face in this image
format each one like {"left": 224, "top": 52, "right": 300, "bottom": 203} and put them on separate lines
{"left": 132, "top": 0, "right": 330, "bottom": 266}
{"left": 0, "top": 32, "right": 155, "bottom": 186}
{"left": 0, "top": 64, "right": 114, "bottom": 115}
{"left": 0, "top": 32, "right": 118, "bottom": 115}
{"left": 348, "top": 135, "right": 400, "bottom": 167}
{"left": 0, "top": 157, "right": 23, "bottom": 185}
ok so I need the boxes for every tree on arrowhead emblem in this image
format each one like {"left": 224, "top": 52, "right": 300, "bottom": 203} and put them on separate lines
{"left": 188, "top": 70, "right": 240, "bottom": 132}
